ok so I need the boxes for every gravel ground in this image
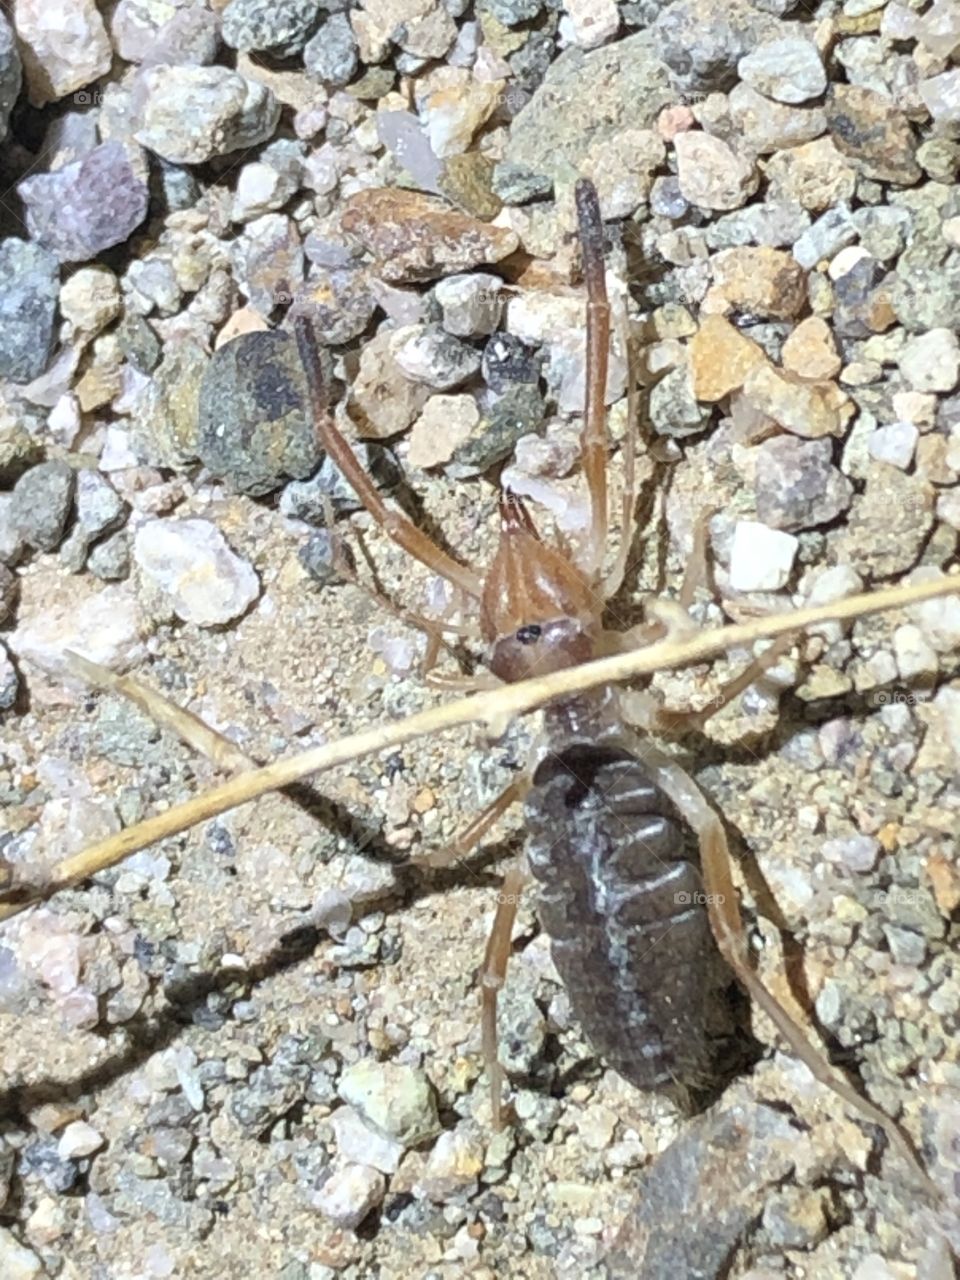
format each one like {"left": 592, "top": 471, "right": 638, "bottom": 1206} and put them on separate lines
{"left": 1, "top": 0, "right": 960, "bottom": 1277}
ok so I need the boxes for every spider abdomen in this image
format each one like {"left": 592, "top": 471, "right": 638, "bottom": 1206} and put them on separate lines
{"left": 525, "top": 739, "right": 723, "bottom": 1091}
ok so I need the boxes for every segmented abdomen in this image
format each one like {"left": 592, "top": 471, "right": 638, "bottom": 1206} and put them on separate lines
{"left": 525, "top": 742, "right": 721, "bottom": 1091}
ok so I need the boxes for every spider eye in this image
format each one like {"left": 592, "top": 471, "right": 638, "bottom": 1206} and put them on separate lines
{"left": 516, "top": 624, "right": 542, "bottom": 645}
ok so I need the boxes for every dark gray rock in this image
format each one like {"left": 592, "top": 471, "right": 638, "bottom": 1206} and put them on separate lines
{"left": 304, "top": 13, "right": 358, "bottom": 86}
{"left": 290, "top": 267, "right": 376, "bottom": 345}
{"left": 197, "top": 331, "right": 322, "bottom": 496}
{"left": 447, "top": 383, "right": 546, "bottom": 476}
{"left": 221, "top": 0, "right": 323, "bottom": 56}
{"left": 481, "top": 333, "right": 541, "bottom": 393}
{"left": 281, "top": 440, "right": 400, "bottom": 520}
{"left": 298, "top": 528, "right": 355, "bottom": 587}
{"left": 652, "top": 0, "right": 782, "bottom": 93}
{"left": 88, "top": 531, "right": 132, "bottom": 581}
{"left": 0, "top": 12, "right": 21, "bottom": 140}
{"left": 9, "top": 461, "right": 75, "bottom": 552}
{"left": 0, "top": 240, "right": 59, "bottom": 383}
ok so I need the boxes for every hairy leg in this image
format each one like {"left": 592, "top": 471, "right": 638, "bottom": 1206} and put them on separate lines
{"left": 480, "top": 861, "right": 532, "bottom": 1129}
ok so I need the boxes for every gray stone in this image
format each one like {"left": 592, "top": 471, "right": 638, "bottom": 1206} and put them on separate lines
{"left": 605, "top": 1103, "right": 798, "bottom": 1277}
{"left": 738, "top": 37, "right": 826, "bottom": 104}
{"left": 9, "top": 461, "right": 75, "bottom": 552}
{"left": 0, "top": 240, "right": 59, "bottom": 382}
{"left": 392, "top": 324, "right": 482, "bottom": 390}
{"left": 447, "top": 383, "right": 545, "bottom": 476}
{"left": 231, "top": 213, "right": 304, "bottom": 316}
{"left": 0, "top": 641, "right": 17, "bottom": 710}
{"left": 133, "top": 337, "right": 208, "bottom": 468}
{"left": 281, "top": 441, "right": 399, "bottom": 521}
{"left": 231, "top": 138, "right": 305, "bottom": 222}
{"left": 290, "top": 267, "right": 376, "bottom": 345}
{"left": 197, "top": 331, "right": 321, "bottom": 496}
{"left": 481, "top": 333, "right": 541, "bottom": 393}
{"left": 221, "top": 0, "right": 322, "bottom": 56}
{"left": 649, "top": 363, "right": 711, "bottom": 437}
{"left": 133, "top": 65, "right": 281, "bottom": 165}
{"left": 0, "top": 494, "right": 26, "bottom": 565}
{"left": 0, "top": 562, "right": 16, "bottom": 624}
{"left": 75, "top": 470, "right": 127, "bottom": 540}
{"left": 792, "top": 205, "right": 857, "bottom": 269}
{"left": 304, "top": 13, "right": 358, "bottom": 87}
{"left": 754, "top": 436, "right": 853, "bottom": 531}
{"left": 652, "top": 0, "right": 781, "bottom": 94}
{"left": 87, "top": 530, "right": 131, "bottom": 581}
{"left": 892, "top": 249, "right": 960, "bottom": 332}
{"left": 434, "top": 273, "right": 503, "bottom": 337}
{"left": 480, "top": 0, "right": 545, "bottom": 24}
{"left": 297, "top": 528, "right": 353, "bottom": 587}
{"left": 496, "top": 33, "right": 673, "bottom": 198}
{"left": 18, "top": 141, "right": 149, "bottom": 264}
{"left": 312, "top": 1163, "right": 385, "bottom": 1229}
{"left": 111, "top": 0, "right": 220, "bottom": 66}
{"left": 0, "top": 13, "right": 21, "bottom": 140}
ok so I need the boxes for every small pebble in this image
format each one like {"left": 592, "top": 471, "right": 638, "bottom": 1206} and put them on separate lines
{"left": 674, "top": 131, "right": 757, "bottom": 211}
{"left": 9, "top": 461, "right": 75, "bottom": 552}
{"left": 19, "top": 141, "right": 149, "bottom": 264}
{"left": 221, "top": 0, "right": 321, "bottom": 57}
{"left": 197, "top": 331, "right": 319, "bottom": 495}
{"left": 133, "top": 518, "right": 260, "bottom": 626}
{"left": 349, "top": 330, "right": 430, "bottom": 439}
{"left": 867, "top": 422, "right": 918, "bottom": 470}
{"left": 754, "top": 436, "right": 853, "bottom": 531}
{"left": 738, "top": 37, "right": 826, "bottom": 105}
{"left": 416, "top": 1126, "right": 485, "bottom": 1201}
{"left": 59, "top": 266, "right": 121, "bottom": 334}
{"left": 0, "top": 240, "right": 59, "bottom": 383}
{"left": 312, "top": 1163, "right": 385, "bottom": 1229}
{"left": 709, "top": 246, "right": 807, "bottom": 320}
{"left": 391, "top": 324, "right": 481, "bottom": 390}
{"left": 133, "top": 65, "right": 281, "bottom": 165}
{"left": 408, "top": 394, "right": 480, "bottom": 468}
{"left": 330, "top": 1106, "right": 404, "bottom": 1175}
{"left": 434, "top": 273, "right": 503, "bottom": 337}
{"left": 898, "top": 328, "right": 960, "bottom": 393}
{"left": 560, "top": 0, "right": 621, "bottom": 49}
{"left": 338, "top": 1061, "right": 440, "bottom": 1147}
{"left": 340, "top": 187, "right": 518, "bottom": 283}
{"left": 822, "top": 835, "right": 880, "bottom": 873}
{"left": 304, "top": 13, "right": 359, "bottom": 87}
{"left": 282, "top": 439, "right": 399, "bottom": 520}
{"left": 688, "top": 315, "right": 765, "bottom": 401}
{"left": 781, "top": 316, "right": 841, "bottom": 381}
{"left": 729, "top": 519, "right": 798, "bottom": 592}
{"left": 57, "top": 1121, "right": 104, "bottom": 1160}
{"left": 14, "top": 0, "right": 111, "bottom": 106}
{"left": 825, "top": 84, "right": 921, "bottom": 185}
{"left": 0, "top": 1226, "right": 42, "bottom": 1280}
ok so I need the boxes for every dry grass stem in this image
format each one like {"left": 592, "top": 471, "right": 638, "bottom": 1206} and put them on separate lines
{"left": 1, "top": 571, "right": 956, "bottom": 925}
